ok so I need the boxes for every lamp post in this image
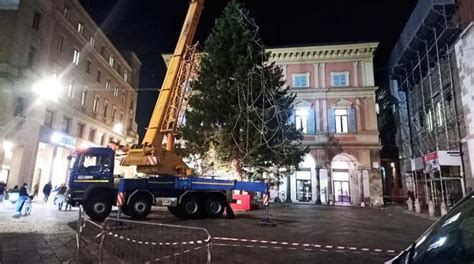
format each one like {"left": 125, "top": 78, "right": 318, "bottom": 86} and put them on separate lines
{"left": 315, "top": 161, "right": 322, "bottom": 205}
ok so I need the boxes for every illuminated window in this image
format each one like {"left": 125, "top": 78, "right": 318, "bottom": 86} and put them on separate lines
{"left": 295, "top": 110, "right": 308, "bottom": 133}
{"left": 73, "top": 49, "right": 80, "bottom": 65}
{"left": 81, "top": 89, "right": 87, "bottom": 106}
{"left": 335, "top": 109, "right": 348, "bottom": 133}
{"left": 93, "top": 95, "right": 99, "bottom": 113}
{"left": 105, "top": 79, "right": 111, "bottom": 90}
{"left": 77, "top": 22, "right": 84, "bottom": 34}
{"left": 67, "top": 81, "right": 74, "bottom": 98}
{"left": 109, "top": 55, "right": 114, "bottom": 67}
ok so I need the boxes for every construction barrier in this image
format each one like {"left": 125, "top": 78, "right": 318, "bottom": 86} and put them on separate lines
{"left": 75, "top": 206, "right": 212, "bottom": 263}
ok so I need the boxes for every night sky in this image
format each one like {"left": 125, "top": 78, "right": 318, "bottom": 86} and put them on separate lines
{"left": 78, "top": 0, "right": 418, "bottom": 139}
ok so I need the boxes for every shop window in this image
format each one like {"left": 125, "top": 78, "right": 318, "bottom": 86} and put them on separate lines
{"left": 44, "top": 110, "right": 55, "bottom": 128}
{"left": 88, "top": 128, "right": 96, "bottom": 143}
{"left": 292, "top": 73, "right": 309, "bottom": 88}
{"left": 62, "top": 117, "right": 72, "bottom": 134}
{"left": 296, "top": 170, "right": 312, "bottom": 202}
{"left": 335, "top": 109, "right": 348, "bottom": 133}
{"left": 32, "top": 11, "right": 41, "bottom": 31}
{"left": 331, "top": 72, "right": 349, "bottom": 87}
{"left": 76, "top": 123, "right": 85, "bottom": 138}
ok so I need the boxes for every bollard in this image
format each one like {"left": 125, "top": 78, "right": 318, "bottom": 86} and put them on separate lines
{"left": 407, "top": 197, "right": 413, "bottom": 211}
{"left": 258, "top": 193, "right": 276, "bottom": 227}
{"left": 428, "top": 200, "right": 435, "bottom": 217}
{"left": 440, "top": 202, "right": 448, "bottom": 216}
{"left": 414, "top": 198, "right": 421, "bottom": 213}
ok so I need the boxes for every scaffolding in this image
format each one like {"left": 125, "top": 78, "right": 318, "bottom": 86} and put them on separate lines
{"left": 389, "top": 0, "right": 465, "bottom": 212}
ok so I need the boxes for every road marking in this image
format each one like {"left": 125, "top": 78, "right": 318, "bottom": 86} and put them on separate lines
{"left": 212, "top": 237, "right": 398, "bottom": 255}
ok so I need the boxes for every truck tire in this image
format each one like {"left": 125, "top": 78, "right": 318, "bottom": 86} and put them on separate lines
{"left": 128, "top": 195, "right": 152, "bottom": 219}
{"left": 204, "top": 196, "right": 225, "bottom": 218}
{"left": 85, "top": 194, "right": 112, "bottom": 221}
{"left": 167, "top": 206, "right": 185, "bottom": 218}
{"left": 181, "top": 195, "right": 203, "bottom": 219}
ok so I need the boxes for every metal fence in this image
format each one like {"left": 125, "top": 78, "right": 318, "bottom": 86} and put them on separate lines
{"left": 76, "top": 207, "right": 212, "bottom": 263}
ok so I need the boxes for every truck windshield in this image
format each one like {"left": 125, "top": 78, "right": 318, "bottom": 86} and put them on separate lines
{"left": 75, "top": 153, "right": 112, "bottom": 172}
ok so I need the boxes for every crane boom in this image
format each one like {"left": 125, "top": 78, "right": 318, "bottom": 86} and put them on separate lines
{"left": 121, "top": 0, "right": 205, "bottom": 176}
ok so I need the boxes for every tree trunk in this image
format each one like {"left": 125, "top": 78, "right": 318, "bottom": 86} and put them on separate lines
{"left": 231, "top": 159, "right": 244, "bottom": 181}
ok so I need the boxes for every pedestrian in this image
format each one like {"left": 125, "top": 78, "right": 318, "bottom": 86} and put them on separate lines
{"left": 0, "top": 182, "right": 5, "bottom": 202}
{"left": 42, "top": 182, "right": 52, "bottom": 203}
{"left": 14, "top": 183, "right": 29, "bottom": 218}
{"left": 55, "top": 184, "right": 68, "bottom": 210}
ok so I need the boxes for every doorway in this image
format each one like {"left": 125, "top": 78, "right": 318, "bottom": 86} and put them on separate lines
{"left": 334, "top": 180, "right": 350, "bottom": 202}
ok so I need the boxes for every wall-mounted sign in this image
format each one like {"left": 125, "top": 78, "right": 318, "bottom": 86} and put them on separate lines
{"left": 50, "top": 132, "right": 76, "bottom": 149}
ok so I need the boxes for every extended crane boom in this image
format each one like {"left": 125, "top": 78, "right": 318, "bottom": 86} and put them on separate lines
{"left": 121, "top": 0, "right": 205, "bottom": 176}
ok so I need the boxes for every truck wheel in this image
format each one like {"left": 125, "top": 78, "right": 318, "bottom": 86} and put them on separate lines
{"left": 181, "top": 195, "right": 203, "bottom": 219}
{"left": 129, "top": 195, "right": 152, "bottom": 219}
{"left": 205, "top": 197, "right": 225, "bottom": 218}
{"left": 167, "top": 206, "right": 184, "bottom": 218}
{"left": 85, "top": 195, "right": 112, "bottom": 221}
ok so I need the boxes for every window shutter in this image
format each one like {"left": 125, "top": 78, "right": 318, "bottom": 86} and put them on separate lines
{"left": 348, "top": 107, "right": 357, "bottom": 132}
{"left": 308, "top": 108, "right": 315, "bottom": 133}
{"left": 328, "top": 109, "right": 335, "bottom": 132}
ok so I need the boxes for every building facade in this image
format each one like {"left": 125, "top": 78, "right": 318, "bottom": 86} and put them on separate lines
{"left": 388, "top": 0, "right": 474, "bottom": 211}
{"left": 0, "top": 0, "right": 140, "bottom": 191}
{"left": 267, "top": 43, "right": 383, "bottom": 206}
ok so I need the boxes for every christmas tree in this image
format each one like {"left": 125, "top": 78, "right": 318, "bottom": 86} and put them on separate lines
{"left": 182, "top": 0, "right": 306, "bottom": 180}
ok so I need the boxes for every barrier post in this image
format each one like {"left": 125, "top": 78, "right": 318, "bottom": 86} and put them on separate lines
{"left": 258, "top": 192, "right": 276, "bottom": 227}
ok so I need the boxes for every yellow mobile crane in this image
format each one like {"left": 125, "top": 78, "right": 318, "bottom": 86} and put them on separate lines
{"left": 67, "top": 0, "right": 269, "bottom": 221}
{"left": 121, "top": 0, "right": 204, "bottom": 176}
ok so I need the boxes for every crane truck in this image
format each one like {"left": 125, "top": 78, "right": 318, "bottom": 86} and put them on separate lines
{"left": 66, "top": 0, "right": 269, "bottom": 221}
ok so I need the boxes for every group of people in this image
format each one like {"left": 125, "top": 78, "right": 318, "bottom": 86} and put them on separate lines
{"left": 0, "top": 181, "right": 71, "bottom": 218}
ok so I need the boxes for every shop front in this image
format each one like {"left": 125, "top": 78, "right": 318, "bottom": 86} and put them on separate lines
{"left": 32, "top": 127, "right": 77, "bottom": 193}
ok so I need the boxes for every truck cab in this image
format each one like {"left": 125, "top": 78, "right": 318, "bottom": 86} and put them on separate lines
{"left": 66, "top": 147, "right": 118, "bottom": 220}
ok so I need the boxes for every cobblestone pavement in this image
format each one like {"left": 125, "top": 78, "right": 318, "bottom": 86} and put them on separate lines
{"left": 0, "top": 200, "right": 121, "bottom": 264}
{"left": 0, "top": 200, "right": 434, "bottom": 264}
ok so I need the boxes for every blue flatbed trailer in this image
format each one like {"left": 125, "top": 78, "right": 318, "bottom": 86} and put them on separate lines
{"left": 66, "top": 148, "right": 268, "bottom": 221}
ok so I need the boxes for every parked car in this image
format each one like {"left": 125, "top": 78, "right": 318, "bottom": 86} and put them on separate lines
{"left": 386, "top": 192, "right": 474, "bottom": 264}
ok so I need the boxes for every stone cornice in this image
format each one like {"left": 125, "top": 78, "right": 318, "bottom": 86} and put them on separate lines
{"left": 291, "top": 86, "right": 378, "bottom": 99}
{"left": 267, "top": 43, "right": 379, "bottom": 63}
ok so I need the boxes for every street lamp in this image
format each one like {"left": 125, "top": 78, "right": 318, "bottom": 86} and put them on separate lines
{"left": 32, "top": 77, "right": 63, "bottom": 101}
{"left": 2, "top": 140, "right": 14, "bottom": 152}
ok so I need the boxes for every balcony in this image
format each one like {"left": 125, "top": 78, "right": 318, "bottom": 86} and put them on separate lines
{"left": 389, "top": 0, "right": 456, "bottom": 73}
